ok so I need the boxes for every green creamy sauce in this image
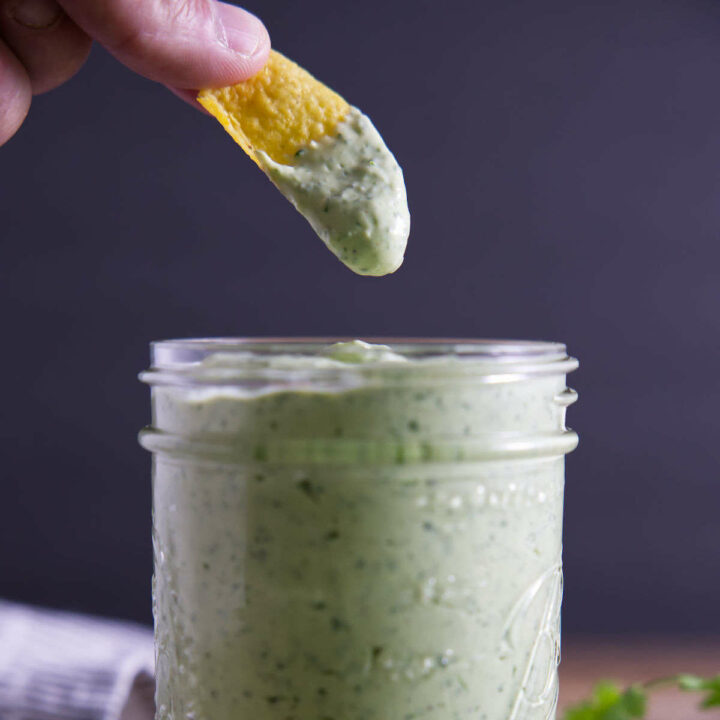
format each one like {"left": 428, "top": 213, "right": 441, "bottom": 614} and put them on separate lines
{"left": 148, "top": 341, "right": 575, "bottom": 720}
{"left": 257, "top": 110, "right": 410, "bottom": 276}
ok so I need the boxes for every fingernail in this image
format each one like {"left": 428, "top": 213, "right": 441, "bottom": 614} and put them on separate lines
{"left": 215, "top": 3, "right": 265, "bottom": 58}
{"left": 10, "top": 0, "right": 63, "bottom": 29}
{"left": 224, "top": 24, "right": 260, "bottom": 57}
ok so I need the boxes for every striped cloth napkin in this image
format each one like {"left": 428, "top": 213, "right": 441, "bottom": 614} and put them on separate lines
{"left": 0, "top": 600, "right": 154, "bottom": 720}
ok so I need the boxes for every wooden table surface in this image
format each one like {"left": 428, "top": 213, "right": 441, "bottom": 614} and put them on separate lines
{"left": 558, "top": 638, "right": 720, "bottom": 719}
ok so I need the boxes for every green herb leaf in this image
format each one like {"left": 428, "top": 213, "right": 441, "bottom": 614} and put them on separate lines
{"left": 678, "top": 674, "right": 720, "bottom": 708}
{"left": 564, "top": 673, "right": 720, "bottom": 719}
{"left": 564, "top": 682, "right": 646, "bottom": 720}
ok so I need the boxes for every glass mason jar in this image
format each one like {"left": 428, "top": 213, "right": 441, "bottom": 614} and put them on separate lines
{"left": 139, "top": 338, "right": 578, "bottom": 720}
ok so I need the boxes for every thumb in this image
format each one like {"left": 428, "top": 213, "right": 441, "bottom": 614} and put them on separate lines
{"left": 56, "top": 0, "right": 269, "bottom": 88}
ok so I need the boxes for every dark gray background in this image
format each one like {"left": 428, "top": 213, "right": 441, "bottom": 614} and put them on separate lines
{"left": 1, "top": 0, "right": 719, "bottom": 634}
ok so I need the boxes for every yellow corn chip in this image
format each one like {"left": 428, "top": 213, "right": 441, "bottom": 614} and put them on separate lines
{"left": 197, "top": 50, "right": 351, "bottom": 167}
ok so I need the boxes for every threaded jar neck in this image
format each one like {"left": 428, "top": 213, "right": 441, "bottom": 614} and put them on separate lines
{"left": 139, "top": 339, "right": 578, "bottom": 465}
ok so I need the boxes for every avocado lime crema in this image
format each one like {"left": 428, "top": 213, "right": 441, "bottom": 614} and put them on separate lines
{"left": 140, "top": 339, "right": 578, "bottom": 720}
{"left": 258, "top": 109, "right": 410, "bottom": 277}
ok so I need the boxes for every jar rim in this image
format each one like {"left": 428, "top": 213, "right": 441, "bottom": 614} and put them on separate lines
{"left": 140, "top": 337, "right": 578, "bottom": 387}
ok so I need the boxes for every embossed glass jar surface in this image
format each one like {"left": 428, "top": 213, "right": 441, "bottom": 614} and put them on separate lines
{"left": 139, "top": 339, "right": 578, "bottom": 720}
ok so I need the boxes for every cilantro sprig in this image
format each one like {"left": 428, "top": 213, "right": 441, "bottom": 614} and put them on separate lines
{"left": 676, "top": 675, "right": 720, "bottom": 708}
{"left": 564, "top": 674, "right": 720, "bottom": 719}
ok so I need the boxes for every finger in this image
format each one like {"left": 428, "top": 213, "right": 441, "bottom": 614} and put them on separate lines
{"left": 0, "top": 36, "right": 31, "bottom": 145}
{"left": 0, "top": 0, "right": 91, "bottom": 94}
{"left": 56, "top": 0, "right": 270, "bottom": 89}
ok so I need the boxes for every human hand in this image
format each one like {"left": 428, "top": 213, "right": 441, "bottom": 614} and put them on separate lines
{"left": 0, "top": 0, "right": 270, "bottom": 145}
